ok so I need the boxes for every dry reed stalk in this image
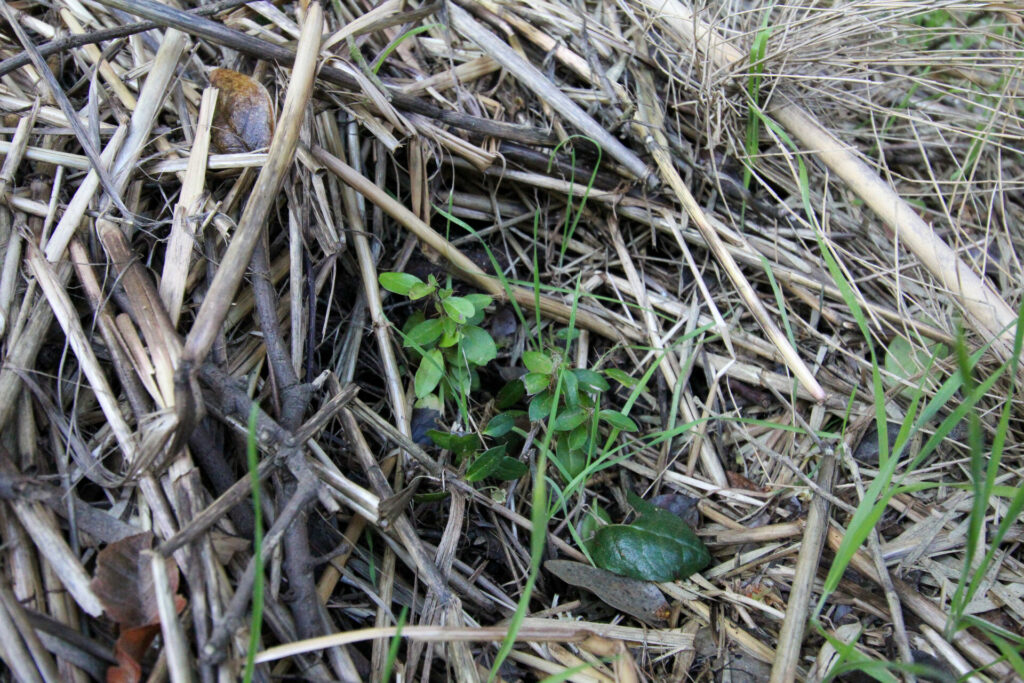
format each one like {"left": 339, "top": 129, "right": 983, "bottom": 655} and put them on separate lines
{"left": 160, "top": 87, "right": 216, "bottom": 326}
{"left": 182, "top": 4, "right": 321, "bottom": 367}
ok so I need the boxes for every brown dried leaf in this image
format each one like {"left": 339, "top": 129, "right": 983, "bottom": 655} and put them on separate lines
{"left": 209, "top": 68, "right": 274, "bottom": 154}
{"left": 545, "top": 559, "right": 670, "bottom": 626}
{"left": 726, "top": 471, "right": 763, "bottom": 492}
{"left": 91, "top": 532, "right": 174, "bottom": 628}
{"left": 91, "top": 533, "right": 185, "bottom": 683}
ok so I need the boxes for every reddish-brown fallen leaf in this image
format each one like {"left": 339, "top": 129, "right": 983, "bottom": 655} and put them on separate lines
{"left": 91, "top": 532, "right": 186, "bottom": 683}
{"left": 726, "top": 471, "right": 764, "bottom": 492}
{"left": 209, "top": 68, "right": 274, "bottom": 154}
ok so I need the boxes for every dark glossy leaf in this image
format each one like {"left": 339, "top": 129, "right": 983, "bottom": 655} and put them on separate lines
{"left": 591, "top": 492, "right": 710, "bottom": 582}
{"left": 562, "top": 368, "right": 579, "bottom": 406}
{"left": 523, "top": 351, "right": 553, "bottom": 374}
{"left": 545, "top": 560, "right": 669, "bottom": 626}
{"left": 460, "top": 325, "right": 497, "bottom": 366}
{"left": 554, "top": 437, "right": 587, "bottom": 481}
{"left": 599, "top": 409, "right": 638, "bottom": 432}
{"left": 567, "top": 424, "right": 588, "bottom": 451}
{"left": 410, "top": 406, "right": 441, "bottom": 446}
{"left": 577, "top": 504, "right": 611, "bottom": 552}
{"left": 379, "top": 272, "right": 423, "bottom": 296}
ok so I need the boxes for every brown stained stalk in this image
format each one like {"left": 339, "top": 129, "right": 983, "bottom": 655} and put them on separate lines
{"left": 182, "top": 3, "right": 321, "bottom": 370}
{"left": 249, "top": 232, "right": 362, "bottom": 679}
{"left": 201, "top": 478, "right": 319, "bottom": 663}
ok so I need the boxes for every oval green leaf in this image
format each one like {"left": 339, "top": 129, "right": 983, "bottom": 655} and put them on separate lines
{"left": 522, "top": 372, "right": 550, "bottom": 395}
{"left": 573, "top": 368, "right": 610, "bottom": 393}
{"left": 591, "top": 492, "right": 710, "bottom": 582}
{"left": 441, "top": 296, "right": 475, "bottom": 323}
{"left": 553, "top": 406, "right": 587, "bottom": 432}
{"left": 405, "top": 318, "right": 443, "bottom": 347}
{"left": 528, "top": 390, "right": 553, "bottom": 422}
{"left": 379, "top": 272, "right": 422, "bottom": 295}
{"left": 523, "top": 351, "right": 553, "bottom": 375}
{"left": 599, "top": 410, "right": 638, "bottom": 432}
{"left": 460, "top": 325, "right": 497, "bottom": 366}
{"left": 415, "top": 349, "right": 444, "bottom": 398}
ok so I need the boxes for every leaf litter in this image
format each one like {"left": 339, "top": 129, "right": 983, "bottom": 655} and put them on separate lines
{"left": 0, "top": 0, "right": 1021, "bottom": 681}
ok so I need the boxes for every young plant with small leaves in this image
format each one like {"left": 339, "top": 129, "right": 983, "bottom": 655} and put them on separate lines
{"left": 486, "top": 333, "right": 639, "bottom": 485}
{"left": 379, "top": 272, "right": 497, "bottom": 403}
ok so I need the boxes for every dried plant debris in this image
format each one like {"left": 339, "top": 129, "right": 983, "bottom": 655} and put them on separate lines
{"left": 0, "top": 0, "right": 1022, "bottom": 681}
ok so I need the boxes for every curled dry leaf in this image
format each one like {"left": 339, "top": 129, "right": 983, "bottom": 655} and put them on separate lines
{"left": 209, "top": 68, "right": 274, "bottom": 154}
{"left": 545, "top": 559, "right": 670, "bottom": 627}
{"left": 90, "top": 532, "right": 186, "bottom": 683}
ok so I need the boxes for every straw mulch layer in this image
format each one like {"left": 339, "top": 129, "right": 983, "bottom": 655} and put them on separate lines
{"left": 0, "top": 0, "right": 1022, "bottom": 680}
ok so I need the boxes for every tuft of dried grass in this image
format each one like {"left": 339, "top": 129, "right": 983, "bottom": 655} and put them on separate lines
{"left": 0, "top": 0, "right": 1021, "bottom": 681}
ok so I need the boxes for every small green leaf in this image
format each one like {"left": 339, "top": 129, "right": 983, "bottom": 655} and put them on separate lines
{"left": 523, "top": 351, "right": 554, "bottom": 374}
{"left": 529, "top": 390, "right": 553, "bottom": 422}
{"left": 427, "top": 430, "right": 481, "bottom": 460}
{"left": 379, "top": 272, "right": 422, "bottom": 295}
{"left": 553, "top": 406, "right": 587, "bottom": 432}
{"left": 578, "top": 504, "right": 611, "bottom": 553}
{"left": 484, "top": 412, "right": 518, "bottom": 437}
{"left": 464, "top": 293, "right": 493, "bottom": 311}
{"left": 439, "top": 317, "right": 459, "bottom": 347}
{"left": 573, "top": 368, "right": 610, "bottom": 393}
{"left": 599, "top": 410, "right": 638, "bottom": 432}
{"left": 465, "top": 294, "right": 492, "bottom": 325}
{"left": 554, "top": 437, "right": 587, "bottom": 480}
{"left": 562, "top": 369, "right": 579, "bottom": 406}
{"left": 522, "top": 372, "right": 550, "bottom": 394}
{"left": 495, "top": 380, "right": 525, "bottom": 410}
{"left": 447, "top": 362, "right": 472, "bottom": 395}
{"left": 465, "top": 445, "right": 526, "bottom": 482}
{"left": 591, "top": 492, "right": 711, "bottom": 582}
{"left": 408, "top": 281, "right": 436, "bottom": 300}
{"left": 604, "top": 368, "right": 637, "bottom": 388}
{"left": 415, "top": 349, "right": 443, "bottom": 398}
{"left": 568, "top": 424, "right": 588, "bottom": 451}
{"left": 460, "top": 325, "right": 497, "bottom": 366}
{"left": 405, "top": 318, "right": 443, "bottom": 347}
{"left": 442, "top": 296, "right": 475, "bottom": 323}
